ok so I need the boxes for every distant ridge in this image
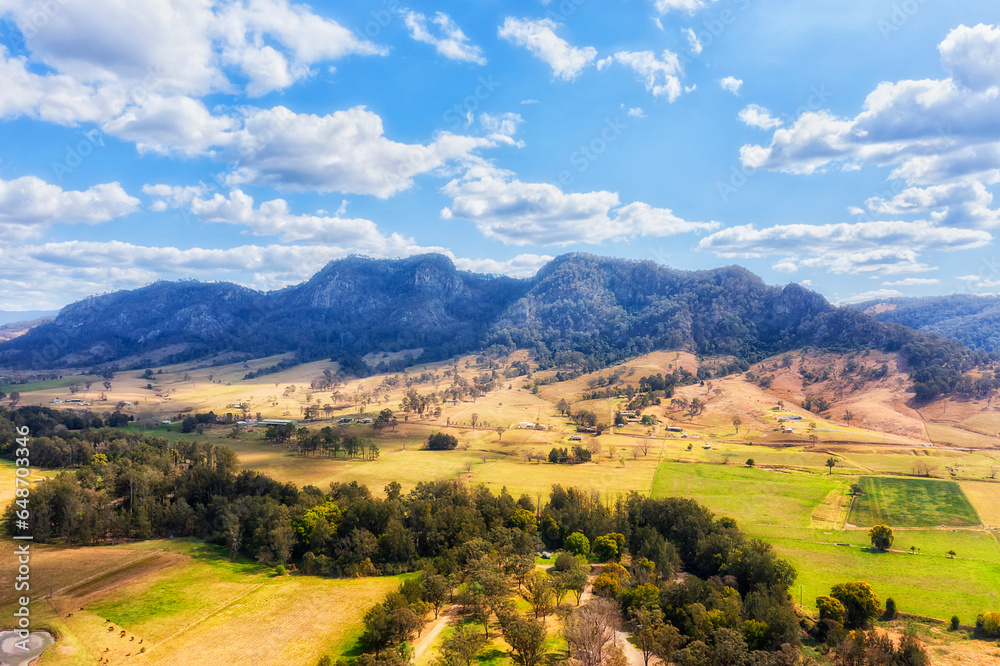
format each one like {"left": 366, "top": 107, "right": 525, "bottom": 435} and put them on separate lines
{"left": 854, "top": 294, "right": 1000, "bottom": 352}
{"left": 0, "top": 310, "right": 59, "bottom": 327}
{"left": 0, "top": 254, "right": 973, "bottom": 377}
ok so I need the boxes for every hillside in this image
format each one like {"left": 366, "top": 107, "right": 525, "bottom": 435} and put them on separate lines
{"left": 0, "top": 254, "right": 975, "bottom": 379}
{"left": 858, "top": 294, "right": 1000, "bottom": 352}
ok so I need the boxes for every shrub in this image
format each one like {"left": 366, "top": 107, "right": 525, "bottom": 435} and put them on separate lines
{"left": 979, "top": 611, "right": 1000, "bottom": 637}
{"left": 554, "top": 552, "right": 576, "bottom": 571}
{"left": 275, "top": 564, "right": 287, "bottom": 576}
{"left": 950, "top": 615, "right": 960, "bottom": 631}
{"left": 427, "top": 432, "right": 459, "bottom": 450}
{"left": 816, "top": 595, "right": 846, "bottom": 624}
{"left": 564, "top": 532, "right": 590, "bottom": 558}
{"left": 883, "top": 597, "right": 897, "bottom": 620}
{"left": 592, "top": 533, "right": 624, "bottom": 562}
{"left": 830, "top": 581, "right": 881, "bottom": 629}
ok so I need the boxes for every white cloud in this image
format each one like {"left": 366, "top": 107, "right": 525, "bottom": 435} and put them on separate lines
{"left": 3, "top": 0, "right": 384, "bottom": 102}
{"left": 479, "top": 112, "right": 524, "bottom": 138}
{"left": 627, "top": 107, "right": 646, "bottom": 118}
{"left": 772, "top": 257, "right": 798, "bottom": 273}
{"left": 0, "top": 176, "right": 139, "bottom": 240}
{"left": 0, "top": 238, "right": 552, "bottom": 309}
{"left": 682, "top": 28, "right": 703, "bottom": 55}
{"left": 738, "top": 104, "right": 783, "bottom": 130}
{"left": 222, "top": 105, "right": 508, "bottom": 196}
{"left": 838, "top": 289, "right": 903, "bottom": 304}
{"left": 144, "top": 185, "right": 418, "bottom": 251}
{"left": 882, "top": 277, "right": 940, "bottom": 286}
{"left": 865, "top": 181, "right": 1000, "bottom": 228}
{"left": 403, "top": 10, "right": 486, "bottom": 65}
{"left": 742, "top": 24, "right": 1000, "bottom": 186}
{"left": 0, "top": 46, "right": 126, "bottom": 125}
{"left": 610, "top": 50, "right": 684, "bottom": 101}
{"left": 441, "top": 164, "right": 717, "bottom": 245}
{"left": 939, "top": 23, "right": 1000, "bottom": 91}
{"left": 956, "top": 274, "right": 980, "bottom": 281}
{"left": 699, "top": 220, "right": 990, "bottom": 274}
{"left": 719, "top": 76, "right": 742, "bottom": 94}
{"left": 101, "top": 94, "right": 237, "bottom": 156}
{"left": 654, "top": 0, "right": 716, "bottom": 13}
{"left": 498, "top": 17, "right": 597, "bottom": 81}
{"left": 453, "top": 254, "right": 553, "bottom": 277}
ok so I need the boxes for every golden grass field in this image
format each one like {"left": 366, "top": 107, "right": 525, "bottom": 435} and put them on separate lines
{"left": 0, "top": 539, "right": 402, "bottom": 666}
{"left": 5, "top": 347, "right": 1000, "bottom": 664}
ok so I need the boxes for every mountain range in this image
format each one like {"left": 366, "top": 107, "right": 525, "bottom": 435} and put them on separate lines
{"left": 0, "top": 254, "right": 976, "bottom": 376}
{"left": 856, "top": 294, "right": 1000, "bottom": 352}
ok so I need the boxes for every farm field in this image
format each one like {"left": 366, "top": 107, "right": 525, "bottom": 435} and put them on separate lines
{"left": 7, "top": 346, "right": 1000, "bottom": 662}
{"left": 647, "top": 459, "right": 1000, "bottom": 621}
{"left": 848, "top": 476, "right": 981, "bottom": 528}
{"left": 766, "top": 535, "right": 1000, "bottom": 623}
{"left": 959, "top": 480, "right": 1000, "bottom": 526}
{"left": 226, "top": 435, "right": 663, "bottom": 499}
{"left": 0, "top": 539, "right": 401, "bottom": 666}
{"left": 650, "top": 461, "right": 843, "bottom": 529}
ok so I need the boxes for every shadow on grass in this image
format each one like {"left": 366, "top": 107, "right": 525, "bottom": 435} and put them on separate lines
{"left": 475, "top": 647, "right": 507, "bottom": 666}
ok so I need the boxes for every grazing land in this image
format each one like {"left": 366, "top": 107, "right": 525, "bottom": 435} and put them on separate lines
{"left": 849, "top": 477, "right": 981, "bottom": 528}
{"left": 5, "top": 347, "right": 1000, "bottom": 663}
{"left": 0, "top": 540, "right": 401, "bottom": 666}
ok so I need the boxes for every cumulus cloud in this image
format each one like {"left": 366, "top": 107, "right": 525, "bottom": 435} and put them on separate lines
{"left": 838, "top": 289, "right": 904, "bottom": 304}
{"left": 144, "top": 185, "right": 418, "bottom": 252}
{"left": 2, "top": 0, "right": 383, "bottom": 102}
{"left": 627, "top": 107, "right": 646, "bottom": 118}
{"left": 1, "top": 237, "right": 552, "bottom": 309}
{"left": 864, "top": 181, "right": 1000, "bottom": 228}
{"left": 609, "top": 50, "right": 685, "bottom": 101}
{"left": 101, "top": 94, "right": 237, "bottom": 156}
{"left": 741, "top": 24, "right": 1000, "bottom": 185}
{"left": 222, "top": 105, "right": 509, "bottom": 196}
{"left": 479, "top": 112, "right": 524, "bottom": 138}
{"left": 0, "top": 46, "right": 127, "bottom": 125}
{"left": 882, "top": 277, "right": 940, "bottom": 286}
{"left": 0, "top": 176, "right": 139, "bottom": 240}
{"left": 498, "top": 17, "right": 597, "bottom": 81}
{"left": 441, "top": 164, "right": 717, "bottom": 245}
{"left": 682, "top": 28, "right": 703, "bottom": 55}
{"left": 698, "top": 220, "right": 990, "bottom": 274}
{"left": 939, "top": 23, "right": 1000, "bottom": 91}
{"left": 453, "top": 254, "right": 554, "bottom": 277}
{"left": 403, "top": 10, "right": 486, "bottom": 65}
{"left": 654, "top": 0, "right": 716, "bottom": 13}
{"left": 738, "top": 104, "right": 783, "bottom": 130}
{"left": 719, "top": 76, "right": 742, "bottom": 94}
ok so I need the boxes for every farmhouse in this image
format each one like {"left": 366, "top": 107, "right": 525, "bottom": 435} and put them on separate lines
{"left": 665, "top": 426, "right": 683, "bottom": 432}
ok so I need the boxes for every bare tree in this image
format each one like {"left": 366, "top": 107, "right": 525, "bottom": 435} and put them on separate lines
{"left": 731, "top": 416, "right": 743, "bottom": 434}
{"left": 564, "top": 598, "right": 622, "bottom": 666}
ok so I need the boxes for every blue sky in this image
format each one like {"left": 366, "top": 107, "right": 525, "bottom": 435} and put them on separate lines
{"left": 0, "top": 0, "right": 999, "bottom": 310}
